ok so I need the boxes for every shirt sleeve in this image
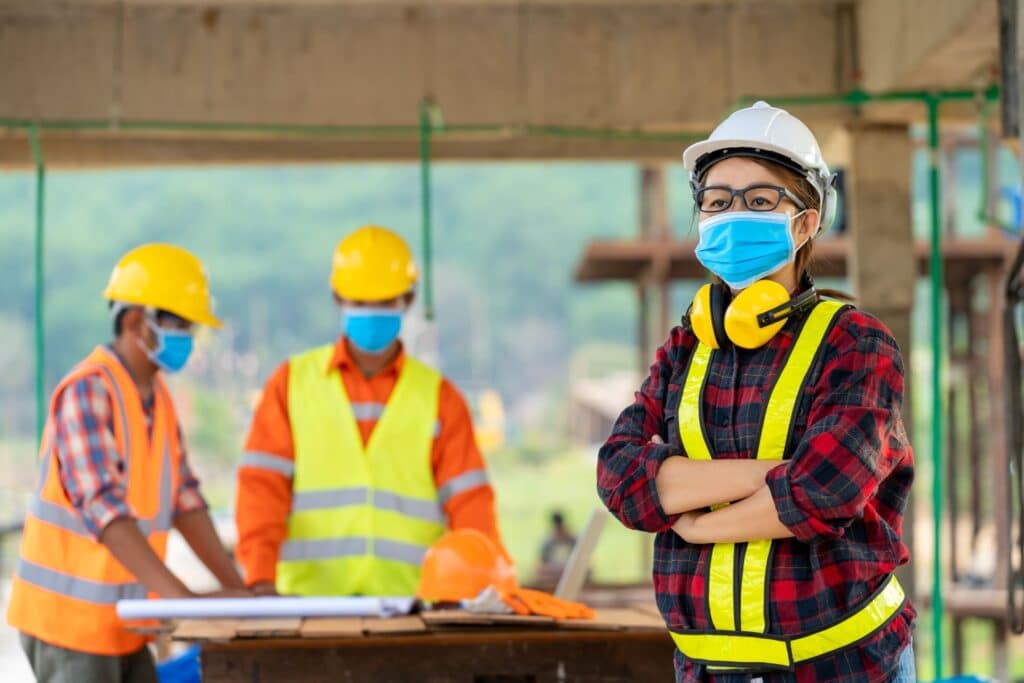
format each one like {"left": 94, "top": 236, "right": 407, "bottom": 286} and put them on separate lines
{"left": 173, "top": 426, "right": 208, "bottom": 516}
{"left": 432, "top": 379, "right": 509, "bottom": 558}
{"left": 52, "top": 375, "right": 133, "bottom": 539}
{"left": 235, "top": 361, "right": 296, "bottom": 586}
{"left": 766, "top": 310, "right": 910, "bottom": 545}
{"left": 597, "top": 325, "right": 693, "bottom": 533}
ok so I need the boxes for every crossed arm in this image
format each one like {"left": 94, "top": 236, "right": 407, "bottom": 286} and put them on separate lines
{"left": 652, "top": 435, "right": 793, "bottom": 544}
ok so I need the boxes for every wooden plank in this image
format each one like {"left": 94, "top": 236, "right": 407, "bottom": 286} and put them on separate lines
{"left": 558, "top": 608, "right": 665, "bottom": 632}
{"left": 234, "top": 618, "right": 303, "bottom": 638}
{"left": 421, "top": 610, "right": 555, "bottom": 628}
{"left": 421, "top": 611, "right": 495, "bottom": 626}
{"left": 299, "top": 617, "right": 365, "bottom": 639}
{"left": 361, "top": 616, "right": 427, "bottom": 635}
{"left": 172, "top": 619, "right": 241, "bottom": 642}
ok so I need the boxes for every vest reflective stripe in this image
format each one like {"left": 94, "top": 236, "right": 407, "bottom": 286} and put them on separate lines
{"left": 675, "top": 301, "right": 897, "bottom": 667}
{"left": 240, "top": 451, "right": 295, "bottom": 477}
{"left": 737, "top": 301, "right": 845, "bottom": 634}
{"left": 351, "top": 401, "right": 442, "bottom": 437}
{"left": 281, "top": 537, "right": 368, "bottom": 562}
{"left": 279, "top": 345, "right": 444, "bottom": 596}
{"left": 279, "top": 536, "right": 428, "bottom": 566}
{"left": 7, "top": 346, "right": 183, "bottom": 656}
{"left": 678, "top": 343, "right": 735, "bottom": 631}
{"left": 290, "top": 487, "right": 444, "bottom": 524}
{"left": 678, "top": 344, "right": 714, "bottom": 462}
{"left": 292, "top": 487, "right": 369, "bottom": 512}
{"left": 375, "top": 538, "right": 428, "bottom": 566}
{"left": 16, "top": 558, "right": 148, "bottom": 605}
{"left": 29, "top": 444, "right": 174, "bottom": 540}
{"left": 437, "top": 468, "right": 489, "bottom": 505}
{"left": 670, "top": 575, "right": 906, "bottom": 671}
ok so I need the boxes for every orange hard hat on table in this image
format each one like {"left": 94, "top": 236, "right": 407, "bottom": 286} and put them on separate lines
{"left": 417, "top": 529, "right": 517, "bottom": 603}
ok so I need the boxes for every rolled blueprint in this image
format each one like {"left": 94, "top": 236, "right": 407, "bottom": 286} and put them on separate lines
{"left": 117, "top": 596, "right": 415, "bottom": 621}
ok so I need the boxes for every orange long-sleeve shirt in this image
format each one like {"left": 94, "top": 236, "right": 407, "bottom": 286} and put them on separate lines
{"left": 235, "top": 337, "right": 505, "bottom": 586}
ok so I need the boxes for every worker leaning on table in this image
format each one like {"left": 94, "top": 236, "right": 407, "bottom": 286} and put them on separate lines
{"left": 235, "top": 225, "right": 508, "bottom": 597}
{"left": 7, "top": 244, "right": 250, "bottom": 683}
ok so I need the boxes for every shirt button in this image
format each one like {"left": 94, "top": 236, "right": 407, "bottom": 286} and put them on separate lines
{"left": 721, "top": 417, "right": 731, "bottom": 427}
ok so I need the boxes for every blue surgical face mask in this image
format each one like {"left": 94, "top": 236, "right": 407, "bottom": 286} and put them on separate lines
{"left": 343, "top": 308, "right": 403, "bottom": 354}
{"left": 141, "top": 319, "right": 194, "bottom": 373}
{"left": 695, "top": 210, "right": 808, "bottom": 290}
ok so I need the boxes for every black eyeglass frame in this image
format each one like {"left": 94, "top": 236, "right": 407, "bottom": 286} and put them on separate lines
{"left": 694, "top": 183, "right": 808, "bottom": 214}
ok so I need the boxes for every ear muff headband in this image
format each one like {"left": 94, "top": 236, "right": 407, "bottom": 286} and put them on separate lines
{"left": 708, "top": 283, "right": 730, "bottom": 349}
{"left": 756, "top": 287, "right": 818, "bottom": 327}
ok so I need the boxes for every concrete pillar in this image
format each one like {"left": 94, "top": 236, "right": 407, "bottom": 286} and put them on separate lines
{"left": 846, "top": 123, "right": 916, "bottom": 601}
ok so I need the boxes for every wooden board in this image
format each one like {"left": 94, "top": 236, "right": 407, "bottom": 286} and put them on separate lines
{"left": 557, "top": 608, "right": 665, "bottom": 631}
{"left": 234, "top": 618, "right": 303, "bottom": 638}
{"left": 361, "top": 616, "right": 428, "bottom": 635}
{"left": 299, "top": 617, "right": 365, "bottom": 639}
{"left": 421, "top": 610, "right": 554, "bottom": 627}
{"left": 173, "top": 619, "right": 241, "bottom": 641}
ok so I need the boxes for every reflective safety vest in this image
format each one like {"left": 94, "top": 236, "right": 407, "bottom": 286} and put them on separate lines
{"left": 6, "top": 346, "right": 182, "bottom": 656}
{"left": 669, "top": 301, "right": 907, "bottom": 671}
{"left": 277, "top": 345, "right": 446, "bottom": 596}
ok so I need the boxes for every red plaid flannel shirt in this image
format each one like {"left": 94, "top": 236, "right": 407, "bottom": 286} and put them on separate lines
{"left": 53, "top": 366, "right": 207, "bottom": 539}
{"left": 597, "top": 305, "right": 915, "bottom": 683}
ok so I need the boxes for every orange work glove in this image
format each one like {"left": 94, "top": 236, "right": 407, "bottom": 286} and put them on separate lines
{"left": 498, "top": 587, "right": 595, "bottom": 619}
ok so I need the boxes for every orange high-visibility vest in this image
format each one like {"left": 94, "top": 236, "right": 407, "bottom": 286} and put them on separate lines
{"left": 6, "top": 346, "right": 183, "bottom": 656}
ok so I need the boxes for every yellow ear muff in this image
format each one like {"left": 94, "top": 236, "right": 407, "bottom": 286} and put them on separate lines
{"left": 689, "top": 283, "right": 720, "bottom": 349}
{"left": 724, "top": 280, "right": 790, "bottom": 349}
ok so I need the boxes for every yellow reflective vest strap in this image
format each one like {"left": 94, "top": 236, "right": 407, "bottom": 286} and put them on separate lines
{"left": 670, "top": 574, "right": 907, "bottom": 671}
{"left": 678, "top": 343, "right": 737, "bottom": 631}
{"left": 279, "top": 344, "right": 445, "bottom": 596}
{"left": 737, "top": 300, "right": 846, "bottom": 634}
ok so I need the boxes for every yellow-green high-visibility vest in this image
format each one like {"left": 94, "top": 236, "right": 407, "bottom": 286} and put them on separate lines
{"left": 277, "top": 345, "right": 446, "bottom": 596}
{"left": 669, "top": 301, "right": 907, "bottom": 671}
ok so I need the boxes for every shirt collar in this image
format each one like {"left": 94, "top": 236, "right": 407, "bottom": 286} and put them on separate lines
{"left": 327, "top": 336, "right": 406, "bottom": 377}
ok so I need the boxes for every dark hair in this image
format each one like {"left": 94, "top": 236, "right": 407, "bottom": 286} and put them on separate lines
{"left": 110, "top": 302, "right": 130, "bottom": 336}
{"left": 551, "top": 511, "right": 565, "bottom": 527}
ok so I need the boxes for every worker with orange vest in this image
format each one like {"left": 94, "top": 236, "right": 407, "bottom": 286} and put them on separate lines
{"left": 236, "top": 225, "right": 507, "bottom": 597}
{"left": 7, "top": 244, "right": 250, "bottom": 683}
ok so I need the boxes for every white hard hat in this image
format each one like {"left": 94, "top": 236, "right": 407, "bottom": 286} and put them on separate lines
{"left": 682, "top": 101, "right": 837, "bottom": 233}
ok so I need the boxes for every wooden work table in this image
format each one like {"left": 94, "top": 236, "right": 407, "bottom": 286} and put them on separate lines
{"left": 169, "top": 607, "right": 675, "bottom": 682}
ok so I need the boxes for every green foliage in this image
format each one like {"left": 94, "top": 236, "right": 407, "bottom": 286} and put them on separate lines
{"left": 188, "top": 386, "right": 238, "bottom": 462}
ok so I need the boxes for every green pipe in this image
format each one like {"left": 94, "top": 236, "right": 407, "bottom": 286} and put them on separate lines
{"left": 978, "top": 97, "right": 994, "bottom": 226}
{"left": 419, "top": 101, "right": 435, "bottom": 322}
{"left": 28, "top": 125, "right": 45, "bottom": 442}
{"left": 0, "top": 117, "right": 705, "bottom": 143}
{"left": 734, "top": 84, "right": 1000, "bottom": 110}
{"left": 926, "top": 94, "right": 945, "bottom": 681}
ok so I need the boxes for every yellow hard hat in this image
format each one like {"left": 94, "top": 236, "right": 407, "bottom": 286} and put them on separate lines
{"left": 102, "top": 243, "right": 222, "bottom": 328}
{"left": 330, "top": 225, "right": 418, "bottom": 302}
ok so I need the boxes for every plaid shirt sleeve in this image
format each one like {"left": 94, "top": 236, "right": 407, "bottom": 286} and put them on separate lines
{"left": 597, "top": 325, "right": 695, "bottom": 533}
{"left": 53, "top": 375, "right": 133, "bottom": 539}
{"left": 174, "top": 426, "right": 208, "bottom": 517}
{"left": 767, "top": 310, "right": 908, "bottom": 545}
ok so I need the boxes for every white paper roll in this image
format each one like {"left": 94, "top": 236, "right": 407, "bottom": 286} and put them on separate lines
{"left": 116, "top": 596, "right": 415, "bottom": 621}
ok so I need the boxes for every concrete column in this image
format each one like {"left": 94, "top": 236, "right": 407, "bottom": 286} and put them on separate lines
{"left": 846, "top": 123, "right": 916, "bottom": 601}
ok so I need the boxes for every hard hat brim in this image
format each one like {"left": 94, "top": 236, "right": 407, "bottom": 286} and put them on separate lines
{"left": 682, "top": 138, "right": 825, "bottom": 182}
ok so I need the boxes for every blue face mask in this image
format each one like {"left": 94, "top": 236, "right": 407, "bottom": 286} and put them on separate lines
{"left": 142, "top": 319, "right": 194, "bottom": 373}
{"left": 343, "top": 308, "right": 403, "bottom": 354}
{"left": 695, "top": 211, "right": 807, "bottom": 290}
